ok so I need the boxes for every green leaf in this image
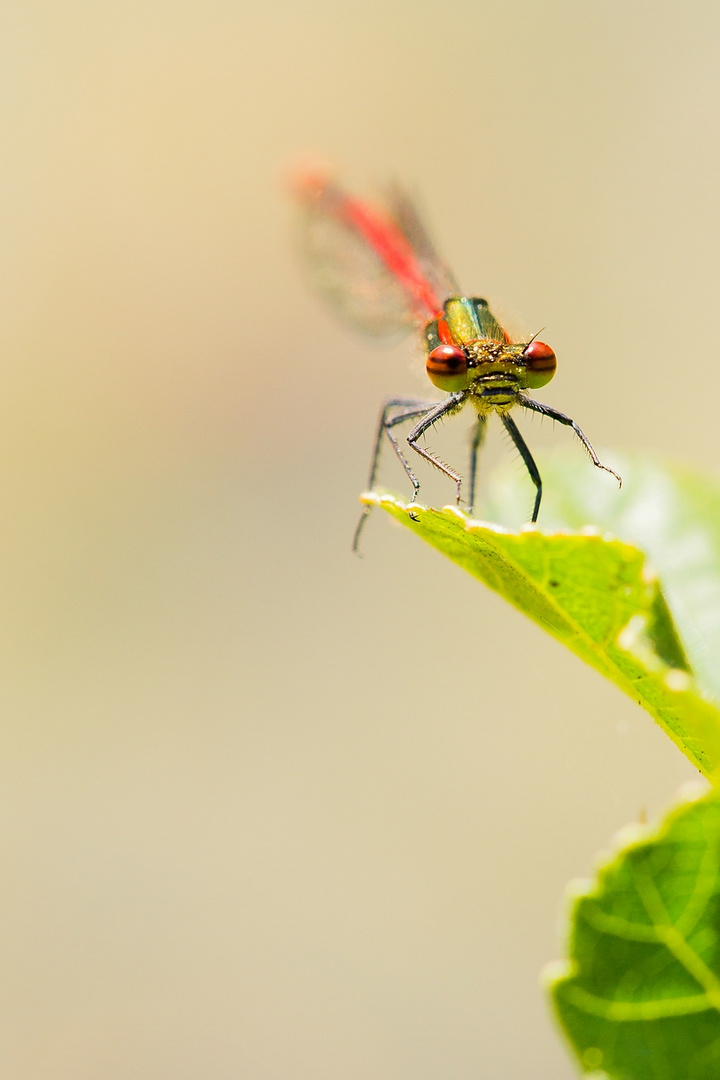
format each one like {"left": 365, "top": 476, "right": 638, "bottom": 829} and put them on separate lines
{"left": 484, "top": 454, "right": 720, "bottom": 705}
{"left": 364, "top": 454, "right": 720, "bottom": 781}
{"left": 546, "top": 785, "right": 720, "bottom": 1079}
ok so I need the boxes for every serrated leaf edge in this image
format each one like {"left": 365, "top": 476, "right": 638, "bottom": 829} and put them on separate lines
{"left": 545, "top": 783, "right": 720, "bottom": 1026}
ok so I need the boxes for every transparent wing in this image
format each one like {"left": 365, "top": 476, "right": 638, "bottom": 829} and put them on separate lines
{"left": 295, "top": 174, "right": 447, "bottom": 340}
{"left": 385, "top": 184, "right": 461, "bottom": 302}
{"left": 299, "top": 196, "right": 418, "bottom": 339}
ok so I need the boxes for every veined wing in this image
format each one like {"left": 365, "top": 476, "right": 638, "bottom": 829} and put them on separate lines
{"left": 385, "top": 183, "right": 460, "bottom": 306}
{"left": 294, "top": 171, "right": 446, "bottom": 339}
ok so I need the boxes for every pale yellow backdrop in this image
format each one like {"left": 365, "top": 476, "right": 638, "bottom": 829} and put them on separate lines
{"left": 0, "top": 1, "right": 716, "bottom": 1077}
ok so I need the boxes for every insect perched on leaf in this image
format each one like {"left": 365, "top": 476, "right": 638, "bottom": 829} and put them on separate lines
{"left": 292, "top": 168, "right": 621, "bottom": 551}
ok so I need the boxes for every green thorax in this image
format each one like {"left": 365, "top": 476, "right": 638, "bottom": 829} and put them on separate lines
{"left": 425, "top": 297, "right": 507, "bottom": 348}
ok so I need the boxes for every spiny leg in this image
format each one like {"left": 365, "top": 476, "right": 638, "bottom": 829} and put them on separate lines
{"left": 353, "top": 397, "right": 436, "bottom": 554}
{"left": 363, "top": 397, "right": 433, "bottom": 492}
{"left": 468, "top": 416, "right": 487, "bottom": 516}
{"left": 501, "top": 413, "right": 542, "bottom": 523}
{"left": 519, "top": 398, "right": 622, "bottom": 487}
{"left": 406, "top": 392, "right": 468, "bottom": 506}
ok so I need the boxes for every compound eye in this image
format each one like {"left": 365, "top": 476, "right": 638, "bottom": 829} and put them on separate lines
{"left": 426, "top": 344, "right": 468, "bottom": 391}
{"left": 524, "top": 340, "right": 557, "bottom": 389}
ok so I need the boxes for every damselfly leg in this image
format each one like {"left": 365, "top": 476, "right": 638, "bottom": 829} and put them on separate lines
{"left": 468, "top": 416, "right": 487, "bottom": 517}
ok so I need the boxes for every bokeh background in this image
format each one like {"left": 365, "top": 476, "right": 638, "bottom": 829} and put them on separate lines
{"left": 1, "top": 1, "right": 718, "bottom": 1076}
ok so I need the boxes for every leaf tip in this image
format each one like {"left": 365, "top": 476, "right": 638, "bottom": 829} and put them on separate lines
{"left": 675, "top": 778, "right": 712, "bottom": 804}
{"left": 663, "top": 668, "right": 692, "bottom": 692}
{"left": 564, "top": 876, "right": 595, "bottom": 902}
{"left": 541, "top": 957, "right": 573, "bottom": 994}
{"left": 616, "top": 613, "right": 648, "bottom": 656}
{"left": 611, "top": 820, "right": 651, "bottom": 850}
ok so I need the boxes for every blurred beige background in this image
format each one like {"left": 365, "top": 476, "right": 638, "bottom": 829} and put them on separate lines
{"left": 0, "top": 1, "right": 716, "bottom": 1077}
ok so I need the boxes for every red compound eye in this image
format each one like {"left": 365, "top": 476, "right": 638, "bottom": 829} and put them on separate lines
{"left": 426, "top": 344, "right": 469, "bottom": 391}
{"left": 523, "top": 340, "right": 557, "bottom": 388}
{"left": 427, "top": 344, "right": 467, "bottom": 376}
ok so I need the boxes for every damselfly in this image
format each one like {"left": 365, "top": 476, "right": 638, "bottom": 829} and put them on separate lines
{"left": 293, "top": 169, "right": 621, "bottom": 550}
